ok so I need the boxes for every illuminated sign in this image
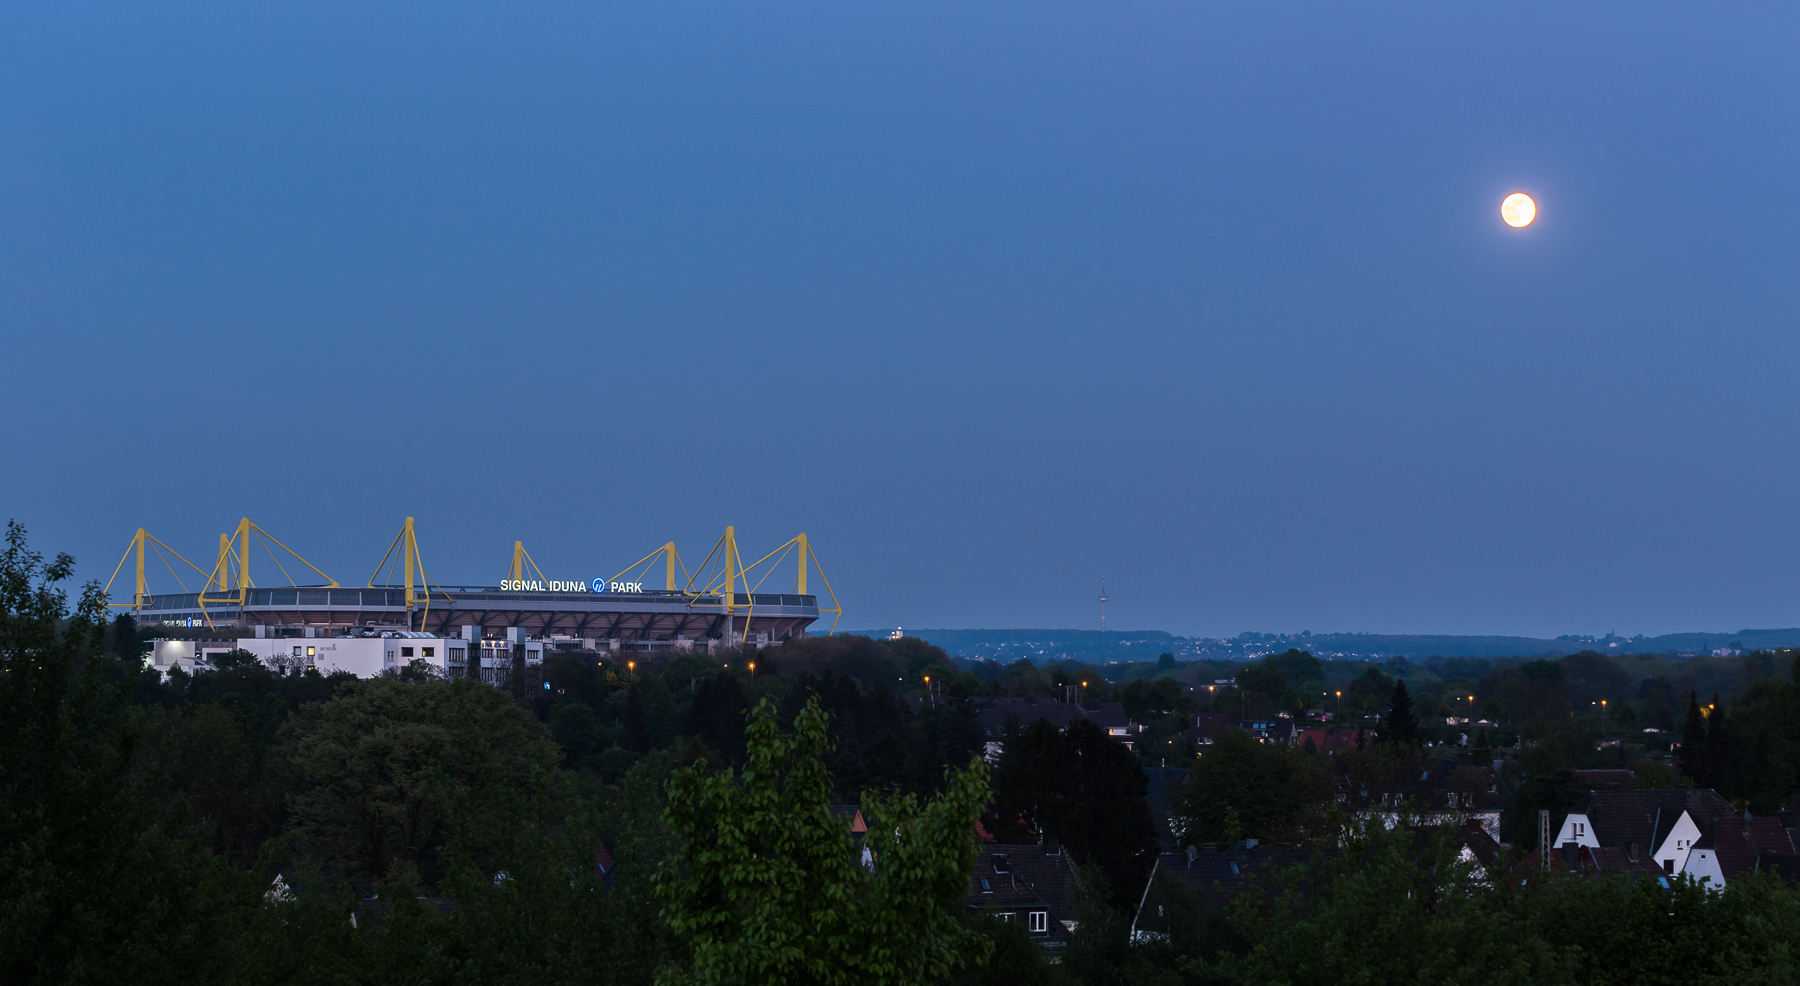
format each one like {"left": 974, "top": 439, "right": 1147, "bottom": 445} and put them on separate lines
{"left": 498, "top": 579, "right": 645, "bottom": 593}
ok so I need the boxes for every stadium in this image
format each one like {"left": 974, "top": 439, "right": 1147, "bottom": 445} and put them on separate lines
{"left": 108, "top": 518, "right": 839, "bottom": 658}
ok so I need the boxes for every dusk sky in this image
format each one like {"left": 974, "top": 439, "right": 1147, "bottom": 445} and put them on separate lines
{"left": 5, "top": 3, "right": 1800, "bottom": 638}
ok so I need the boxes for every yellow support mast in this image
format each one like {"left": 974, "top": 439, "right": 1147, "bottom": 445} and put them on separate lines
{"left": 104, "top": 528, "right": 151, "bottom": 614}
{"left": 665, "top": 541, "right": 677, "bottom": 591}
{"left": 237, "top": 517, "right": 250, "bottom": 606}
{"left": 723, "top": 526, "right": 739, "bottom": 644}
{"left": 404, "top": 517, "right": 417, "bottom": 612}
{"left": 512, "top": 541, "right": 525, "bottom": 583}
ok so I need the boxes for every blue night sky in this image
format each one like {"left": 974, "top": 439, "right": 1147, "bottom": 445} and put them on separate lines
{"left": 4, "top": 3, "right": 1800, "bottom": 638}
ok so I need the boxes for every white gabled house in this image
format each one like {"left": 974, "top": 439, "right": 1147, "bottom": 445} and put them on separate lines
{"left": 1678, "top": 815, "right": 1798, "bottom": 891}
{"left": 1551, "top": 789, "right": 1737, "bottom": 875}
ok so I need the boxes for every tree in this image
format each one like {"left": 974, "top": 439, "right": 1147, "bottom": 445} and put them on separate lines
{"left": 0, "top": 521, "right": 232, "bottom": 984}
{"left": 657, "top": 697, "right": 992, "bottom": 985}
{"left": 282, "top": 675, "right": 561, "bottom": 883}
{"left": 1379, "top": 679, "right": 1421, "bottom": 746}
{"left": 986, "top": 718, "right": 1159, "bottom": 907}
{"left": 1680, "top": 692, "right": 1706, "bottom": 785}
{"left": 685, "top": 669, "right": 749, "bottom": 764}
{"left": 1470, "top": 727, "right": 1493, "bottom": 766}
{"left": 1705, "top": 692, "right": 1729, "bottom": 790}
{"left": 987, "top": 718, "right": 1069, "bottom": 841}
{"left": 1171, "top": 728, "right": 1328, "bottom": 847}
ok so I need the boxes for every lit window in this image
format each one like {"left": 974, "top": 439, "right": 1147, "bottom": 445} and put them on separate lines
{"left": 423, "top": 647, "right": 434, "bottom": 657}
{"left": 306, "top": 646, "right": 315, "bottom": 657}
{"left": 1029, "top": 911, "right": 1048, "bottom": 933}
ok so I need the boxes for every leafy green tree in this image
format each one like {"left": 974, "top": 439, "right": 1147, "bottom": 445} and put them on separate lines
{"left": 0, "top": 521, "right": 232, "bottom": 985}
{"left": 1680, "top": 691, "right": 1707, "bottom": 785}
{"left": 657, "top": 697, "right": 992, "bottom": 986}
{"left": 1470, "top": 727, "right": 1493, "bottom": 765}
{"left": 109, "top": 612, "right": 139, "bottom": 662}
{"left": 1705, "top": 692, "right": 1729, "bottom": 790}
{"left": 1170, "top": 728, "right": 1328, "bottom": 847}
{"left": 1378, "top": 679, "right": 1420, "bottom": 746}
{"left": 282, "top": 675, "right": 561, "bottom": 883}
{"left": 685, "top": 669, "right": 749, "bottom": 764}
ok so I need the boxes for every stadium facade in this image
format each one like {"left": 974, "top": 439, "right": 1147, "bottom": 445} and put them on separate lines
{"left": 115, "top": 519, "right": 838, "bottom": 674}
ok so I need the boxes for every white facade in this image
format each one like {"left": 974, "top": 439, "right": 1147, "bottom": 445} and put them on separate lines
{"left": 1552, "top": 814, "right": 1600, "bottom": 850}
{"left": 1554, "top": 809, "right": 1704, "bottom": 875}
{"left": 1683, "top": 846, "right": 1727, "bottom": 890}
{"left": 232, "top": 635, "right": 452, "bottom": 678}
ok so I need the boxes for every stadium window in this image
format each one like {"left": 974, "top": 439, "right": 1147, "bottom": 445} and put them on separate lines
{"left": 402, "top": 647, "right": 414, "bottom": 657}
{"left": 292, "top": 646, "right": 302, "bottom": 657}
{"left": 423, "top": 647, "right": 434, "bottom": 657}
{"left": 306, "top": 646, "right": 315, "bottom": 657}
{"left": 1028, "top": 911, "right": 1048, "bottom": 933}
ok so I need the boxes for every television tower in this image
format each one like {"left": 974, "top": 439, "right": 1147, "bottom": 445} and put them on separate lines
{"left": 1099, "top": 577, "right": 1108, "bottom": 633}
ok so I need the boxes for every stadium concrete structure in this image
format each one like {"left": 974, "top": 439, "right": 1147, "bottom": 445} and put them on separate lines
{"left": 109, "top": 518, "right": 839, "bottom": 656}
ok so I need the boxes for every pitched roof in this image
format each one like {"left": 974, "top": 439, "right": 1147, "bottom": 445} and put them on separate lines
{"left": 1564, "top": 789, "right": 1736, "bottom": 850}
{"left": 1693, "top": 816, "right": 1797, "bottom": 879}
{"left": 829, "top": 804, "right": 868, "bottom": 835}
{"left": 1516, "top": 844, "right": 1663, "bottom": 880}
{"left": 1759, "top": 853, "right": 1800, "bottom": 888}
{"left": 967, "top": 842, "right": 1081, "bottom": 938}
{"left": 1293, "top": 728, "right": 1357, "bottom": 753}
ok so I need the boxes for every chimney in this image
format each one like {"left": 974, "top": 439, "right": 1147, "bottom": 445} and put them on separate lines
{"left": 1627, "top": 842, "right": 1640, "bottom": 862}
{"left": 1561, "top": 842, "right": 1580, "bottom": 870}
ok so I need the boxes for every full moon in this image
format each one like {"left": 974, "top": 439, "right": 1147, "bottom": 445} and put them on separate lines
{"left": 1500, "top": 192, "right": 1536, "bottom": 228}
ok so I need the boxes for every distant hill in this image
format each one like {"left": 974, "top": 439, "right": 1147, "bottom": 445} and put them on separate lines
{"left": 837, "top": 627, "right": 1800, "bottom": 663}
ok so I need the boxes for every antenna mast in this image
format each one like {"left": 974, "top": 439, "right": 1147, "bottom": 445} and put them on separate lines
{"left": 1099, "top": 577, "right": 1108, "bottom": 633}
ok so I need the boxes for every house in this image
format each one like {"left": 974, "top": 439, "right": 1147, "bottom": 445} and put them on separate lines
{"left": 1335, "top": 759, "right": 1505, "bottom": 840}
{"left": 966, "top": 842, "right": 1081, "bottom": 946}
{"left": 1410, "top": 819, "right": 1505, "bottom": 883}
{"left": 1681, "top": 814, "right": 1797, "bottom": 890}
{"left": 973, "top": 698, "right": 1135, "bottom": 760}
{"left": 1515, "top": 842, "right": 1666, "bottom": 882}
{"left": 1186, "top": 714, "right": 1235, "bottom": 746}
{"left": 1186, "top": 714, "right": 1295, "bottom": 748}
{"left": 1551, "top": 789, "right": 1738, "bottom": 876}
{"left": 1292, "top": 728, "right": 1359, "bottom": 754}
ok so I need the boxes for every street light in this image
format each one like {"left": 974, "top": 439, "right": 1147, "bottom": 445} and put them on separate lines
{"left": 749, "top": 661, "right": 756, "bottom": 684}
{"left": 1209, "top": 685, "right": 1216, "bottom": 714}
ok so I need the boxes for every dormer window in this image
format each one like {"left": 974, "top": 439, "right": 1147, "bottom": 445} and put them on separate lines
{"left": 991, "top": 855, "right": 1011, "bottom": 874}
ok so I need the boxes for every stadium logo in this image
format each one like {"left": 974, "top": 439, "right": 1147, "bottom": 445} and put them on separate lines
{"left": 498, "top": 578, "right": 646, "bottom": 593}
{"left": 501, "top": 579, "right": 598, "bottom": 592}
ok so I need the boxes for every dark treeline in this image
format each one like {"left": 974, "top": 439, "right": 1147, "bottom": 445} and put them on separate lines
{"left": 8, "top": 520, "right": 1800, "bottom": 985}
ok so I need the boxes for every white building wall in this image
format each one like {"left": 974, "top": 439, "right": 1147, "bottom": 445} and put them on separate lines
{"left": 1683, "top": 847, "right": 1727, "bottom": 891}
{"left": 232, "top": 637, "right": 450, "bottom": 678}
{"left": 1553, "top": 813, "right": 1601, "bottom": 849}
{"left": 1654, "top": 811, "right": 1703, "bottom": 875}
